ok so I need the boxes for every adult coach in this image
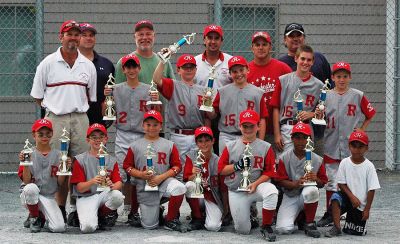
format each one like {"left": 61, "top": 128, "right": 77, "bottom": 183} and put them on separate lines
{"left": 78, "top": 23, "right": 115, "bottom": 126}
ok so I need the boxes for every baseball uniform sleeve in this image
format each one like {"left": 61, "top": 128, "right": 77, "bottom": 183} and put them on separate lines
{"left": 17, "top": 165, "right": 24, "bottom": 181}
{"left": 317, "top": 162, "right": 328, "bottom": 184}
{"left": 87, "top": 63, "right": 97, "bottom": 102}
{"left": 70, "top": 159, "right": 86, "bottom": 184}
{"left": 212, "top": 91, "right": 221, "bottom": 114}
{"left": 170, "top": 144, "right": 182, "bottom": 172}
{"left": 158, "top": 78, "right": 174, "bottom": 100}
{"left": 122, "top": 148, "right": 135, "bottom": 170}
{"left": 262, "top": 147, "right": 276, "bottom": 177}
{"left": 114, "top": 59, "right": 126, "bottom": 84}
{"left": 217, "top": 147, "right": 229, "bottom": 174}
{"left": 110, "top": 162, "right": 122, "bottom": 183}
{"left": 183, "top": 155, "right": 193, "bottom": 182}
{"left": 275, "top": 159, "right": 289, "bottom": 181}
{"left": 259, "top": 93, "right": 269, "bottom": 118}
{"left": 360, "top": 96, "right": 376, "bottom": 119}
{"left": 269, "top": 79, "right": 282, "bottom": 108}
{"left": 30, "top": 61, "right": 47, "bottom": 99}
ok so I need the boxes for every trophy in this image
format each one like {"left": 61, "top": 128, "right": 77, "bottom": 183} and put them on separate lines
{"left": 103, "top": 73, "right": 116, "bottom": 121}
{"left": 144, "top": 143, "right": 158, "bottom": 191}
{"left": 302, "top": 137, "right": 317, "bottom": 186}
{"left": 146, "top": 80, "right": 162, "bottom": 106}
{"left": 237, "top": 143, "right": 254, "bottom": 192}
{"left": 190, "top": 150, "right": 206, "bottom": 198}
{"left": 157, "top": 33, "right": 196, "bottom": 63}
{"left": 293, "top": 89, "right": 303, "bottom": 121}
{"left": 57, "top": 128, "right": 72, "bottom": 176}
{"left": 199, "top": 66, "right": 215, "bottom": 112}
{"left": 20, "top": 139, "right": 34, "bottom": 166}
{"left": 97, "top": 142, "right": 110, "bottom": 192}
{"left": 311, "top": 79, "right": 330, "bottom": 126}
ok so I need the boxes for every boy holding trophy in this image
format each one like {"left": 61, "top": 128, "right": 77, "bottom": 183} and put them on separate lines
{"left": 70, "top": 123, "right": 124, "bottom": 233}
{"left": 218, "top": 110, "right": 278, "bottom": 242}
{"left": 18, "top": 119, "right": 68, "bottom": 233}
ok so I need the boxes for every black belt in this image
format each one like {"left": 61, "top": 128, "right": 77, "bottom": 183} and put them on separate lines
{"left": 231, "top": 132, "right": 242, "bottom": 136}
{"left": 174, "top": 129, "right": 195, "bottom": 135}
{"left": 280, "top": 119, "right": 309, "bottom": 126}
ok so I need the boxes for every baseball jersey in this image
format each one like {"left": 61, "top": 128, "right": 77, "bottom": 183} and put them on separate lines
{"left": 248, "top": 59, "right": 292, "bottom": 134}
{"left": 113, "top": 82, "right": 152, "bottom": 133}
{"left": 70, "top": 151, "right": 121, "bottom": 197}
{"left": 123, "top": 137, "right": 181, "bottom": 205}
{"left": 213, "top": 83, "right": 268, "bottom": 133}
{"left": 323, "top": 88, "right": 376, "bottom": 162}
{"left": 159, "top": 78, "right": 206, "bottom": 129}
{"left": 270, "top": 72, "right": 323, "bottom": 122}
{"left": 218, "top": 139, "right": 276, "bottom": 192}
{"left": 31, "top": 47, "right": 97, "bottom": 115}
{"left": 276, "top": 149, "right": 328, "bottom": 197}
{"left": 17, "top": 149, "right": 61, "bottom": 197}
{"left": 194, "top": 51, "right": 232, "bottom": 89}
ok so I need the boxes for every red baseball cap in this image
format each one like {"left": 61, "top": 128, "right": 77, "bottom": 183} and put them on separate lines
{"left": 176, "top": 54, "right": 196, "bottom": 68}
{"left": 291, "top": 122, "right": 312, "bottom": 136}
{"left": 332, "top": 61, "right": 351, "bottom": 74}
{"left": 228, "top": 56, "right": 248, "bottom": 70}
{"left": 135, "top": 20, "right": 154, "bottom": 32}
{"left": 195, "top": 126, "right": 213, "bottom": 138}
{"left": 32, "top": 119, "right": 53, "bottom": 132}
{"left": 86, "top": 123, "right": 107, "bottom": 137}
{"left": 239, "top": 110, "right": 260, "bottom": 125}
{"left": 79, "top": 23, "right": 97, "bottom": 34}
{"left": 59, "top": 20, "right": 81, "bottom": 34}
{"left": 203, "top": 24, "right": 223, "bottom": 38}
{"left": 144, "top": 110, "right": 163, "bottom": 123}
{"left": 121, "top": 54, "right": 140, "bottom": 67}
{"left": 252, "top": 31, "right": 271, "bottom": 43}
{"left": 349, "top": 131, "right": 369, "bottom": 146}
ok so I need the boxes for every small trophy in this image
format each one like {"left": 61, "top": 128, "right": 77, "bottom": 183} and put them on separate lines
{"left": 103, "top": 73, "right": 116, "bottom": 121}
{"left": 302, "top": 137, "right": 317, "bottom": 186}
{"left": 97, "top": 142, "right": 110, "bottom": 192}
{"left": 199, "top": 66, "right": 215, "bottom": 112}
{"left": 144, "top": 143, "right": 158, "bottom": 191}
{"left": 311, "top": 79, "right": 330, "bottom": 126}
{"left": 20, "top": 139, "right": 34, "bottom": 166}
{"left": 157, "top": 33, "right": 196, "bottom": 64}
{"left": 57, "top": 128, "right": 72, "bottom": 176}
{"left": 237, "top": 143, "right": 253, "bottom": 192}
{"left": 190, "top": 150, "right": 206, "bottom": 198}
{"left": 146, "top": 80, "right": 162, "bottom": 106}
{"left": 293, "top": 89, "right": 303, "bottom": 120}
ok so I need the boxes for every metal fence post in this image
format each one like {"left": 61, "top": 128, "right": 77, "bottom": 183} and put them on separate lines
{"left": 35, "top": 0, "right": 43, "bottom": 119}
{"left": 214, "top": 0, "right": 222, "bottom": 25}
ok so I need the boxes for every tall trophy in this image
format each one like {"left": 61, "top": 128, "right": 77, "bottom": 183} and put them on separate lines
{"left": 57, "top": 128, "right": 72, "bottom": 176}
{"left": 237, "top": 143, "right": 253, "bottom": 192}
{"left": 20, "top": 139, "right": 34, "bottom": 166}
{"left": 146, "top": 80, "right": 162, "bottom": 106}
{"left": 144, "top": 143, "right": 158, "bottom": 191}
{"left": 311, "top": 79, "right": 330, "bottom": 126}
{"left": 293, "top": 89, "right": 303, "bottom": 121}
{"left": 157, "top": 33, "right": 196, "bottom": 64}
{"left": 199, "top": 66, "right": 215, "bottom": 112}
{"left": 190, "top": 150, "right": 206, "bottom": 198}
{"left": 103, "top": 73, "right": 116, "bottom": 121}
{"left": 97, "top": 142, "right": 110, "bottom": 192}
{"left": 302, "top": 137, "right": 317, "bottom": 186}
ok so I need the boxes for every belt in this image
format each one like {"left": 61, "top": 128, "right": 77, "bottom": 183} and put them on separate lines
{"left": 231, "top": 132, "right": 242, "bottom": 136}
{"left": 281, "top": 119, "right": 309, "bottom": 125}
{"left": 174, "top": 129, "right": 195, "bottom": 135}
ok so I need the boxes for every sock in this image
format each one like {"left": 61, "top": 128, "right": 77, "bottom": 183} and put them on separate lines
{"left": 262, "top": 208, "right": 275, "bottom": 226}
{"left": 304, "top": 202, "right": 318, "bottom": 223}
{"left": 27, "top": 204, "right": 39, "bottom": 218}
{"left": 186, "top": 198, "right": 202, "bottom": 219}
{"left": 165, "top": 195, "right": 184, "bottom": 222}
{"left": 99, "top": 204, "right": 113, "bottom": 217}
{"left": 130, "top": 185, "right": 139, "bottom": 214}
{"left": 326, "top": 191, "right": 334, "bottom": 210}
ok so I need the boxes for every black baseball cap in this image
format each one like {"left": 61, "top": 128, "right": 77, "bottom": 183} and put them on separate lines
{"left": 284, "top": 23, "right": 305, "bottom": 36}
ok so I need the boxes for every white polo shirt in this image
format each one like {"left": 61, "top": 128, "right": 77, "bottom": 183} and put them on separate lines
{"left": 194, "top": 51, "right": 232, "bottom": 89}
{"left": 31, "top": 47, "right": 97, "bottom": 115}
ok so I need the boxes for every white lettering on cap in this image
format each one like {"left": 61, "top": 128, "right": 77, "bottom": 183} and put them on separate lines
{"left": 148, "top": 110, "right": 157, "bottom": 115}
{"left": 231, "top": 57, "right": 240, "bottom": 62}
{"left": 199, "top": 127, "right": 208, "bottom": 132}
{"left": 296, "top": 124, "right": 305, "bottom": 130}
{"left": 242, "top": 112, "right": 253, "bottom": 118}
{"left": 209, "top": 25, "right": 218, "bottom": 30}
{"left": 354, "top": 133, "right": 363, "bottom": 138}
{"left": 183, "top": 55, "right": 192, "bottom": 60}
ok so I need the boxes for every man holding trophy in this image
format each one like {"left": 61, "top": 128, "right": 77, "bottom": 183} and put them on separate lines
{"left": 218, "top": 110, "right": 278, "bottom": 242}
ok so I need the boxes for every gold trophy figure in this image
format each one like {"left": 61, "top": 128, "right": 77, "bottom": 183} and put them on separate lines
{"left": 237, "top": 143, "right": 254, "bottom": 192}
{"left": 293, "top": 88, "right": 304, "bottom": 121}
{"left": 199, "top": 66, "right": 215, "bottom": 112}
{"left": 57, "top": 128, "right": 72, "bottom": 176}
{"left": 103, "top": 73, "right": 116, "bottom": 121}
{"left": 144, "top": 143, "right": 158, "bottom": 191}
{"left": 97, "top": 142, "right": 110, "bottom": 192}
{"left": 146, "top": 80, "right": 162, "bottom": 106}
{"left": 157, "top": 33, "right": 196, "bottom": 64}
{"left": 311, "top": 79, "right": 330, "bottom": 126}
{"left": 20, "top": 139, "right": 34, "bottom": 166}
{"left": 190, "top": 150, "right": 206, "bottom": 198}
{"left": 302, "top": 137, "right": 317, "bottom": 186}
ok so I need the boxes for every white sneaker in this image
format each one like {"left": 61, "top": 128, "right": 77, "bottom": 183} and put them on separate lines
{"left": 117, "top": 205, "right": 130, "bottom": 223}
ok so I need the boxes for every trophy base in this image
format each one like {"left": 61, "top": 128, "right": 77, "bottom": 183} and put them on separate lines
{"left": 190, "top": 193, "right": 204, "bottom": 199}
{"left": 103, "top": 116, "right": 116, "bottom": 121}
{"left": 157, "top": 52, "right": 170, "bottom": 64}
{"left": 146, "top": 101, "right": 162, "bottom": 106}
{"left": 97, "top": 186, "right": 110, "bottom": 192}
{"left": 144, "top": 185, "right": 158, "bottom": 191}
{"left": 302, "top": 181, "right": 317, "bottom": 186}
{"left": 311, "top": 118, "right": 327, "bottom": 126}
{"left": 237, "top": 187, "right": 250, "bottom": 192}
{"left": 19, "top": 162, "right": 33, "bottom": 166}
{"left": 199, "top": 105, "right": 214, "bottom": 112}
{"left": 56, "top": 171, "right": 72, "bottom": 176}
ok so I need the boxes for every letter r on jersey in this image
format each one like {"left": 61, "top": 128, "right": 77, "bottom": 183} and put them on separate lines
{"left": 51, "top": 165, "right": 58, "bottom": 177}
{"left": 347, "top": 104, "right": 356, "bottom": 116}
{"left": 157, "top": 152, "right": 167, "bottom": 165}
{"left": 139, "top": 100, "right": 148, "bottom": 112}
{"left": 247, "top": 101, "right": 255, "bottom": 110}
{"left": 253, "top": 156, "right": 263, "bottom": 169}
{"left": 305, "top": 95, "right": 315, "bottom": 107}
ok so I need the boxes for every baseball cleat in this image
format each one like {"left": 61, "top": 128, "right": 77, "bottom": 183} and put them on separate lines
{"left": 128, "top": 212, "right": 142, "bottom": 227}
{"left": 304, "top": 222, "right": 321, "bottom": 238}
{"left": 29, "top": 217, "right": 41, "bottom": 233}
{"left": 164, "top": 218, "right": 188, "bottom": 233}
{"left": 325, "top": 226, "right": 342, "bottom": 237}
{"left": 317, "top": 211, "right": 333, "bottom": 227}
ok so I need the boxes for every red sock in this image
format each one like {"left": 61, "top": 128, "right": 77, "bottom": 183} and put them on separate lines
{"left": 186, "top": 198, "right": 202, "bottom": 219}
{"left": 326, "top": 191, "right": 334, "bottom": 210}
{"left": 98, "top": 204, "right": 113, "bottom": 217}
{"left": 262, "top": 208, "right": 275, "bottom": 226}
{"left": 27, "top": 204, "right": 39, "bottom": 217}
{"left": 304, "top": 202, "right": 318, "bottom": 223}
{"left": 165, "top": 195, "right": 184, "bottom": 222}
{"left": 131, "top": 185, "right": 139, "bottom": 214}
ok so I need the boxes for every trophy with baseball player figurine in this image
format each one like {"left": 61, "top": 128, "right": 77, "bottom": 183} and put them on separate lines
{"left": 144, "top": 143, "right": 158, "bottom": 191}
{"left": 199, "top": 66, "right": 215, "bottom": 112}
{"left": 57, "top": 128, "right": 72, "bottom": 176}
{"left": 302, "top": 137, "right": 317, "bottom": 186}
{"left": 157, "top": 33, "right": 196, "bottom": 64}
{"left": 293, "top": 88, "right": 304, "bottom": 121}
{"left": 20, "top": 139, "right": 34, "bottom": 166}
{"left": 237, "top": 143, "right": 254, "bottom": 192}
{"left": 146, "top": 80, "right": 162, "bottom": 106}
{"left": 311, "top": 79, "right": 330, "bottom": 126}
{"left": 97, "top": 142, "right": 110, "bottom": 192}
{"left": 190, "top": 150, "right": 206, "bottom": 198}
{"left": 103, "top": 73, "right": 116, "bottom": 121}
